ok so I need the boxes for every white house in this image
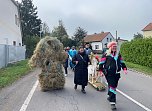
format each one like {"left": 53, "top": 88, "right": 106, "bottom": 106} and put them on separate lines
{"left": 84, "top": 32, "right": 115, "bottom": 53}
{"left": 0, "top": 0, "right": 25, "bottom": 68}
{"left": 142, "top": 23, "right": 152, "bottom": 38}
{"left": 0, "top": 0, "right": 22, "bottom": 46}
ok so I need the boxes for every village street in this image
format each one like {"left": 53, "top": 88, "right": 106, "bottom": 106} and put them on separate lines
{"left": 0, "top": 68, "right": 152, "bottom": 111}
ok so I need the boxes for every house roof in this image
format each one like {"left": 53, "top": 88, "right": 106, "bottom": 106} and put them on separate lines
{"left": 84, "top": 32, "right": 113, "bottom": 42}
{"left": 118, "top": 37, "right": 128, "bottom": 41}
{"left": 118, "top": 39, "right": 128, "bottom": 41}
{"left": 142, "top": 23, "right": 152, "bottom": 31}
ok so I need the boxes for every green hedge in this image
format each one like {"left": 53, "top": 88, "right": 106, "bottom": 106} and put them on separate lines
{"left": 120, "top": 38, "right": 152, "bottom": 68}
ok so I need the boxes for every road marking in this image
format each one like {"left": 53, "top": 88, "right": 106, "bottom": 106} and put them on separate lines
{"left": 105, "top": 83, "right": 151, "bottom": 111}
{"left": 117, "top": 89, "right": 152, "bottom": 111}
{"left": 19, "top": 80, "right": 39, "bottom": 111}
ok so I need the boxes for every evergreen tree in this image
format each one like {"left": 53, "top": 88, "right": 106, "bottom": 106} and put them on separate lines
{"left": 133, "top": 32, "right": 143, "bottom": 40}
{"left": 42, "top": 22, "right": 50, "bottom": 36}
{"left": 19, "top": 0, "right": 42, "bottom": 39}
{"left": 62, "top": 36, "right": 77, "bottom": 47}
{"left": 50, "top": 20, "right": 68, "bottom": 42}
{"left": 73, "top": 27, "right": 87, "bottom": 46}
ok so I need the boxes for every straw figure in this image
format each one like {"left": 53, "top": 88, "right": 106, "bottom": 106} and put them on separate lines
{"left": 29, "top": 36, "right": 67, "bottom": 91}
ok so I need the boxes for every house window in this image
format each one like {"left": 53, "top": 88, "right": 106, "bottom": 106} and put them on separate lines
{"left": 95, "top": 45, "right": 99, "bottom": 49}
{"left": 13, "top": 41, "right": 16, "bottom": 46}
{"left": 110, "top": 38, "right": 112, "bottom": 42}
{"left": 107, "top": 38, "right": 109, "bottom": 42}
{"left": 15, "top": 15, "right": 17, "bottom": 25}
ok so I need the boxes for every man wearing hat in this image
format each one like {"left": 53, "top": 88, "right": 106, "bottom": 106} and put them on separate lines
{"left": 99, "top": 41, "right": 127, "bottom": 110}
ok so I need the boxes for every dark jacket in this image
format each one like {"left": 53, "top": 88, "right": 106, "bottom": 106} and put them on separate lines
{"left": 99, "top": 53, "right": 127, "bottom": 75}
{"left": 85, "top": 48, "right": 92, "bottom": 55}
{"left": 72, "top": 51, "right": 90, "bottom": 86}
{"left": 63, "top": 52, "right": 69, "bottom": 68}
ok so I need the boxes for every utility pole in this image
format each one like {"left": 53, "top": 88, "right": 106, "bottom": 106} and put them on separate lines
{"left": 116, "top": 30, "right": 118, "bottom": 42}
{"left": 116, "top": 31, "right": 120, "bottom": 52}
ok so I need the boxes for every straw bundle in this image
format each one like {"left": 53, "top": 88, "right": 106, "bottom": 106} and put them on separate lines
{"left": 29, "top": 36, "right": 67, "bottom": 91}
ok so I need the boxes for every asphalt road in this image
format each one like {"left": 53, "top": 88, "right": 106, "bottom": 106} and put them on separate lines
{"left": 0, "top": 68, "right": 152, "bottom": 111}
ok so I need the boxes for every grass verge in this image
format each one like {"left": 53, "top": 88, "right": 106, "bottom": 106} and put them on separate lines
{"left": 0, "top": 60, "right": 31, "bottom": 88}
{"left": 125, "top": 61, "right": 152, "bottom": 76}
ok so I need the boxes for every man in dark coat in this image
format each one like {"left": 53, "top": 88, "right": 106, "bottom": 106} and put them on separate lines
{"left": 72, "top": 46, "right": 90, "bottom": 94}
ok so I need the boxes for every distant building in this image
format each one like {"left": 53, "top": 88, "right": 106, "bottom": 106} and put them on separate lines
{"left": 142, "top": 23, "right": 152, "bottom": 38}
{"left": 0, "top": 0, "right": 22, "bottom": 46}
{"left": 84, "top": 32, "right": 115, "bottom": 53}
{"left": 117, "top": 37, "right": 128, "bottom": 51}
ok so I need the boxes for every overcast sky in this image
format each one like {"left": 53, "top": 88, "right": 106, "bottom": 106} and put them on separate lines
{"left": 17, "top": 0, "right": 152, "bottom": 40}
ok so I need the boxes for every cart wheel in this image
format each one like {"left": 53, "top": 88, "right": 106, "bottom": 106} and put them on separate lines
{"left": 96, "top": 87, "right": 99, "bottom": 91}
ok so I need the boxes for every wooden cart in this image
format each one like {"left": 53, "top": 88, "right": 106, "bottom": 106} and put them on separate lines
{"left": 88, "top": 54, "right": 106, "bottom": 91}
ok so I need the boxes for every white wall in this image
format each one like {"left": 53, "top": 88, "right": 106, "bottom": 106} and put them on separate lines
{"left": 102, "top": 33, "right": 115, "bottom": 48}
{"left": 0, "top": 44, "right": 26, "bottom": 68}
{"left": 0, "top": 0, "right": 22, "bottom": 46}
{"left": 91, "top": 42, "right": 103, "bottom": 50}
{"left": 143, "top": 31, "right": 152, "bottom": 38}
{"left": 90, "top": 33, "right": 115, "bottom": 51}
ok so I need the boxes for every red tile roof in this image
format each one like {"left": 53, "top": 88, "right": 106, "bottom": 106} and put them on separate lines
{"left": 118, "top": 39, "right": 128, "bottom": 41}
{"left": 142, "top": 23, "right": 152, "bottom": 31}
{"left": 118, "top": 37, "right": 128, "bottom": 41}
{"left": 84, "top": 32, "right": 111, "bottom": 42}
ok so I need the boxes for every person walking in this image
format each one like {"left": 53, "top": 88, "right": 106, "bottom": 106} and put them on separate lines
{"left": 69, "top": 46, "right": 77, "bottom": 70}
{"left": 72, "top": 46, "right": 90, "bottom": 94}
{"left": 63, "top": 47, "right": 69, "bottom": 77}
{"left": 99, "top": 41, "right": 127, "bottom": 110}
{"left": 102, "top": 43, "right": 108, "bottom": 55}
{"left": 84, "top": 44, "right": 92, "bottom": 55}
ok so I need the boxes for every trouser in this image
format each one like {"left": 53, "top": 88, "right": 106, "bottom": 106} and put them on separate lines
{"left": 75, "top": 84, "right": 85, "bottom": 90}
{"left": 70, "top": 60, "right": 75, "bottom": 69}
{"left": 82, "top": 85, "right": 85, "bottom": 90}
{"left": 64, "top": 67, "right": 68, "bottom": 74}
{"left": 105, "top": 73, "right": 120, "bottom": 104}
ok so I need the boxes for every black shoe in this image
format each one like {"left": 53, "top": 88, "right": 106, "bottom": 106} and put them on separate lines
{"left": 74, "top": 85, "right": 77, "bottom": 90}
{"left": 81, "top": 89, "right": 86, "bottom": 94}
{"left": 111, "top": 104, "right": 117, "bottom": 110}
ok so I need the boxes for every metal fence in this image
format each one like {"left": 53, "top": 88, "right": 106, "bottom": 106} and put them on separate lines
{"left": 0, "top": 44, "right": 26, "bottom": 68}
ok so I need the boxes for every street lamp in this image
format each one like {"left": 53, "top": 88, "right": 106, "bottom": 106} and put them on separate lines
{"left": 31, "top": 23, "right": 43, "bottom": 39}
{"left": 39, "top": 23, "right": 43, "bottom": 39}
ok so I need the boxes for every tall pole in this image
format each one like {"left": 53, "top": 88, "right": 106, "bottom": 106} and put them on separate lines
{"left": 116, "top": 30, "right": 118, "bottom": 42}
{"left": 116, "top": 30, "right": 120, "bottom": 52}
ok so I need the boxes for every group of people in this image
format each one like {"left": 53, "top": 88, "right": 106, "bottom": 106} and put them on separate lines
{"left": 63, "top": 42, "right": 127, "bottom": 110}
{"left": 63, "top": 44, "right": 92, "bottom": 76}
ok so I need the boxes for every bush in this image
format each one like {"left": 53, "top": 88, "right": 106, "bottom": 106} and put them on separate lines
{"left": 23, "top": 36, "right": 40, "bottom": 58}
{"left": 120, "top": 38, "right": 152, "bottom": 68}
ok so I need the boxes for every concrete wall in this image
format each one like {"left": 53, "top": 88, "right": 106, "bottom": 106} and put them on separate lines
{"left": 0, "top": 44, "right": 26, "bottom": 68}
{"left": 0, "top": 0, "right": 22, "bottom": 46}
{"left": 143, "top": 31, "right": 152, "bottom": 38}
